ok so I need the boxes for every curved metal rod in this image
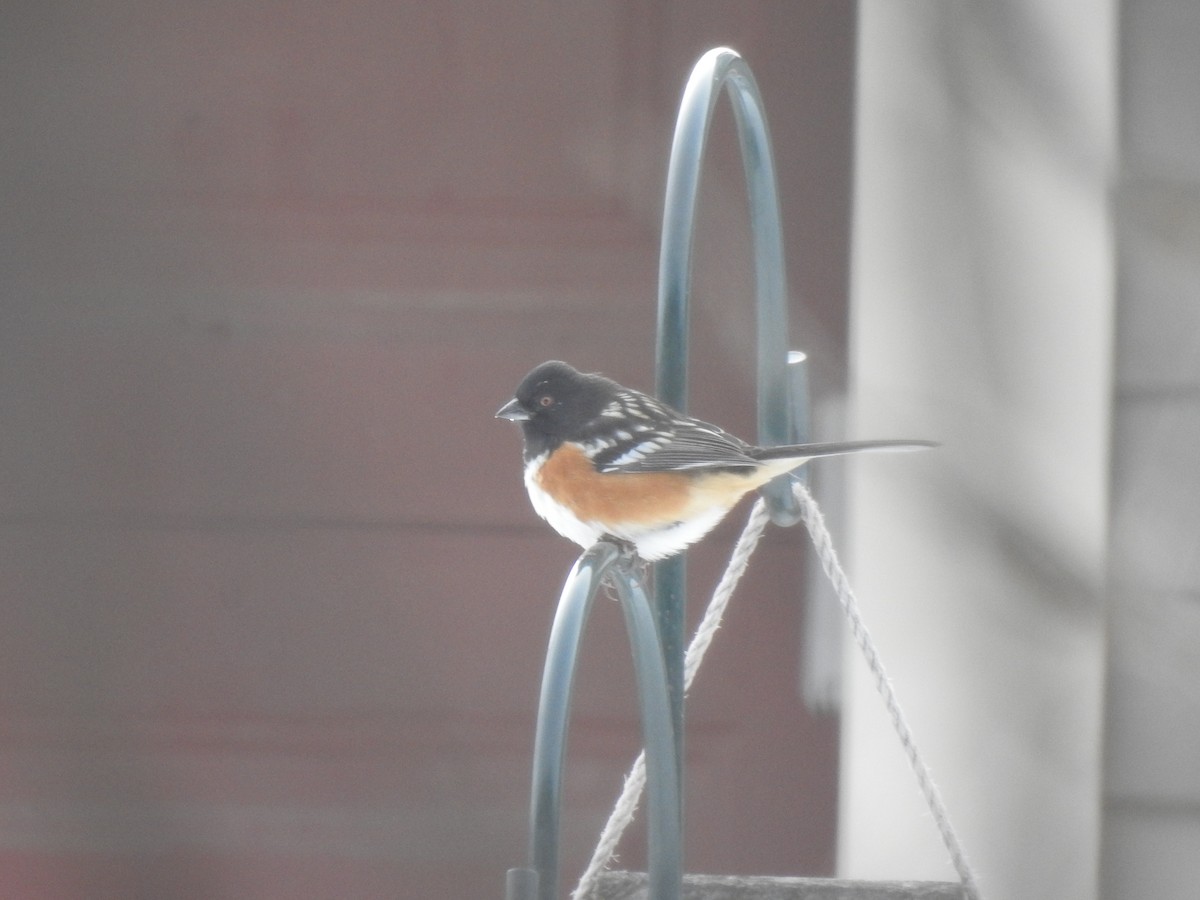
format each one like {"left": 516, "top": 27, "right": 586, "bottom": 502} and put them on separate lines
{"left": 509, "top": 47, "right": 800, "bottom": 900}
{"left": 609, "top": 563, "right": 682, "bottom": 900}
{"left": 654, "top": 48, "right": 806, "bottom": 853}
{"left": 656, "top": 46, "right": 802, "bottom": 524}
{"left": 515, "top": 542, "right": 681, "bottom": 900}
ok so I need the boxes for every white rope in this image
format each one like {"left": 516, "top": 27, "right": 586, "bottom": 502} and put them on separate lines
{"left": 572, "top": 481, "right": 981, "bottom": 900}
{"left": 791, "top": 480, "right": 981, "bottom": 900}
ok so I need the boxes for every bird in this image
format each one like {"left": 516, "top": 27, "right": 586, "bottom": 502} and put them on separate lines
{"left": 496, "top": 360, "right": 933, "bottom": 561}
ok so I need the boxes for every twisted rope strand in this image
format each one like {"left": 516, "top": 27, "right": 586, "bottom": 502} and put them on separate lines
{"left": 791, "top": 480, "right": 980, "bottom": 900}
{"left": 573, "top": 482, "right": 981, "bottom": 900}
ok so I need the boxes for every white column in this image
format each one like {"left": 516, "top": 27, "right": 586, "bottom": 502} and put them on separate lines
{"left": 842, "top": 3, "right": 1115, "bottom": 899}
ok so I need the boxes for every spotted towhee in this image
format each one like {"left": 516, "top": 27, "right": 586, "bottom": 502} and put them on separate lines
{"left": 496, "top": 360, "right": 932, "bottom": 561}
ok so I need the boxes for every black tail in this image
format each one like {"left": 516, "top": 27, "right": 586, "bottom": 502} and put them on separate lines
{"left": 752, "top": 439, "right": 937, "bottom": 461}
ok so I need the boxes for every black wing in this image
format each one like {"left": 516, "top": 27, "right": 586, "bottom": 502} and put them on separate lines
{"left": 574, "top": 388, "right": 759, "bottom": 474}
{"left": 590, "top": 419, "right": 759, "bottom": 474}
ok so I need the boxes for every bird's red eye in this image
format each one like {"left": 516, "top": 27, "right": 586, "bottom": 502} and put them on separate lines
{"left": 538, "top": 395, "right": 554, "bottom": 408}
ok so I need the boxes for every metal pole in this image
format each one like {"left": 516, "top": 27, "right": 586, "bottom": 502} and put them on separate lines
{"left": 609, "top": 566, "right": 682, "bottom": 900}
{"left": 656, "top": 46, "right": 803, "bottom": 517}
{"left": 516, "top": 542, "right": 680, "bottom": 900}
{"left": 654, "top": 45, "right": 806, "bottom": 860}
{"left": 511, "top": 46, "right": 804, "bottom": 900}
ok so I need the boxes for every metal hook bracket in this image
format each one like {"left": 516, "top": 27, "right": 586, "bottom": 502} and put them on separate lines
{"left": 656, "top": 46, "right": 809, "bottom": 523}
{"left": 506, "top": 543, "right": 681, "bottom": 900}
{"left": 654, "top": 46, "right": 811, "bottom": 877}
{"left": 507, "top": 47, "right": 808, "bottom": 900}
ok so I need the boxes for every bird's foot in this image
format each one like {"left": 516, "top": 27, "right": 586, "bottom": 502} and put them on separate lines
{"left": 598, "top": 535, "right": 648, "bottom": 598}
{"left": 600, "top": 534, "right": 640, "bottom": 560}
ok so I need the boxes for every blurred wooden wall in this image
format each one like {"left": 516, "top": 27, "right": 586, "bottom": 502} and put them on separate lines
{"left": 0, "top": 4, "right": 857, "bottom": 897}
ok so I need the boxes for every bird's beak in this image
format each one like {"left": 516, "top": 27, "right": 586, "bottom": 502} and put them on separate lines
{"left": 495, "top": 398, "right": 531, "bottom": 422}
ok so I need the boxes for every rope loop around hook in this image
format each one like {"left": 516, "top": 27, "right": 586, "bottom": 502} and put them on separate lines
{"left": 573, "top": 481, "right": 983, "bottom": 900}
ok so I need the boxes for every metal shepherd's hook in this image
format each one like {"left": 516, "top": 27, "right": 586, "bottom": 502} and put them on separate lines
{"left": 507, "top": 46, "right": 807, "bottom": 900}
{"left": 655, "top": 43, "right": 810, "bottom": 886}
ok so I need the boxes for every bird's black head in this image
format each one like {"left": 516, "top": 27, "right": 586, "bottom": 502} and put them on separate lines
{"left": 495, "top": 360, "right": 618, "bottom": 459}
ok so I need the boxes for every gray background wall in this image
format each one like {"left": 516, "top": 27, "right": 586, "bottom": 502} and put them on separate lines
{"left": 4, "top": 2, "right": 1200, "bottom": 899}
{"left": 1, "top": 4, "right": 855, "bottom": 898}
